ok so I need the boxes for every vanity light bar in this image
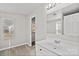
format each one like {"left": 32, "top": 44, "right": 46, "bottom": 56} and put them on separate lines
{"left": 46, "top": 3, "right": 56, "bottom": 10}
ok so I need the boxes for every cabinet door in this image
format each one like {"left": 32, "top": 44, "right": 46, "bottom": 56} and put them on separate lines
{"left": 36, "top": 45, "right": 57, "bottom": 56}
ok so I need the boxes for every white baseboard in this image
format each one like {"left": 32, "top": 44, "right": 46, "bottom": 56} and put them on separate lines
{"left": 0, "top": 43, "right": 28, "bottom": 51}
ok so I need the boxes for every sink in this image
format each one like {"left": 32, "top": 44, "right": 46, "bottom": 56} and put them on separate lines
{"left": 36, "top": 38, "right": 79, "bottom": 56}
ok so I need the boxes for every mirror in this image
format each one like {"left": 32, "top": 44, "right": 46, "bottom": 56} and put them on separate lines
{"left": 47, "top": 12, "right": 63, "bottom": 35}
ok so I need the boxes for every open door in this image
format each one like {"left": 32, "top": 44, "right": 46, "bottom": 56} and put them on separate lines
{"left": 31, "top": 17, "right": 35, "bottom": 47}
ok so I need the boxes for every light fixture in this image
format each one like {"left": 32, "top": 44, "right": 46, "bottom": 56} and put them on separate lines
{"left": 46, "top": 3, "right": 56, "bottom": 10}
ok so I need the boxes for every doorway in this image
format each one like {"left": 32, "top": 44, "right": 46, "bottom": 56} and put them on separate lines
{"left": 31, "top": 17, "right": 35, "bottom": 46}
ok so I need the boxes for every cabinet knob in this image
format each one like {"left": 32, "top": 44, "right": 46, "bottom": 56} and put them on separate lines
{"left": 40, "top": 49, "right": 42, "bottom": 51}
{"left": 54, "top": 48, "right": 56, "bottom": 49}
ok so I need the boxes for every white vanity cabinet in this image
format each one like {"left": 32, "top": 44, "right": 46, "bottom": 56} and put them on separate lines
{"left": 36, "top": 44, "right": 57, "bottom": 56}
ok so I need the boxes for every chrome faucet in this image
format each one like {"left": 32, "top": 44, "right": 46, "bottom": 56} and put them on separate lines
{"left": 54, "top": 39, "right": 61, "bottom": 44}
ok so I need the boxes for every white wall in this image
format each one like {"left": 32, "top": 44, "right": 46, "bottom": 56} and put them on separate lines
{"left": 0, "top": 4, "right": 47, "bottom": 48}
{"left": 0, "top": 13, "right": 28, "bottom": 49}
{"left": 26, "top": 5, "right": 47, "bottom": 44}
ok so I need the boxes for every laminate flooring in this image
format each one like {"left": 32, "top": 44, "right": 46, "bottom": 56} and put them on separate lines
{"left": 0, "top": 45, "right": 36, "bottom": 56}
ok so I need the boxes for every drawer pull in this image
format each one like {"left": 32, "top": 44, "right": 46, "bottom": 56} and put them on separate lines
{"left": 40, "top": 49, "right": 42, "bottom": 51}
{"left": 54, "top": 48, "right": 56, "bottom": 49}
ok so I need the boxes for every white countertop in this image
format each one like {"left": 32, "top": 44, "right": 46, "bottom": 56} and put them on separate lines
{"left": 36, "top": 38, "right": 79, "bottom": 56}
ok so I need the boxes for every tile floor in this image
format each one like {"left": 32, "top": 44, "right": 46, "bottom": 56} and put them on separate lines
{"left": 0, "top": 45, "right": 36, "bottom": 56}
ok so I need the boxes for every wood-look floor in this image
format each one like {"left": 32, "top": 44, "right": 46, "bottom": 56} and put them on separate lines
{"left": 0, "top": 45, "right": 35, "bottom": 56}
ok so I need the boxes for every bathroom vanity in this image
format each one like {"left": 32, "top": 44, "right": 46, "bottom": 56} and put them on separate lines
{"left": 36, "top": 37, "right": 79, "bottom": 56}
{"left": 36, "top": 18, "right": 79, "bottom": 55}
{"left": 36, "top": 3, "right": 79, "bottom": 56}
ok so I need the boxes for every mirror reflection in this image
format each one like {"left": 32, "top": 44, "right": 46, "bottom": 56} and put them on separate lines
{"left": 47, "top": 12, "right": 63, "bottom": 35}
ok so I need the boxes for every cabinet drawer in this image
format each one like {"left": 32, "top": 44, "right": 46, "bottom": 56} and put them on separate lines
{"left": 36, "top": 45, "right": 57, "bottom": 56}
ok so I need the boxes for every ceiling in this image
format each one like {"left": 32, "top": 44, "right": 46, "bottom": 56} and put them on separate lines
{"left": 0, "top": 3, "right": 46, "bottom": 15}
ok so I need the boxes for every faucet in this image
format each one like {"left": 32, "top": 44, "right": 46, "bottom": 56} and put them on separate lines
{"left": 54, "top": 39, "right": 61, "bottom": 44}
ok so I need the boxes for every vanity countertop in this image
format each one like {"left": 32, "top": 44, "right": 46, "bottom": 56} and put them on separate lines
{"left": 36, "top": 38, "right": 79, "bottom": 56}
